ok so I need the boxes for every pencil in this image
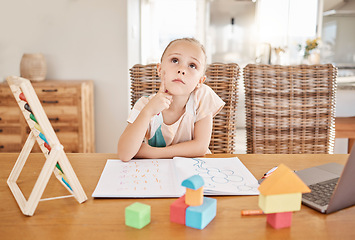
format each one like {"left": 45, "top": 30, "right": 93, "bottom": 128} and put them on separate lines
{"left": 241, "top": 209, "right": 264, "bottom": 216}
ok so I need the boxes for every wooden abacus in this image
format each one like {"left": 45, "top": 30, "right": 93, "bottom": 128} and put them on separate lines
{"left": 6, "top": 76, "right": 87, "bottom": 216}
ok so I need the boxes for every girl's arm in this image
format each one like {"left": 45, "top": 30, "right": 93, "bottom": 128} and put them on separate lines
{"left": 134, "top": 113, "right": 213, "bottom": 159}
{"left": 116, "top": 109, "right": 152, "bottom": 162}
{"left": 117, "top": 80, "right": 172, "bottom": 162}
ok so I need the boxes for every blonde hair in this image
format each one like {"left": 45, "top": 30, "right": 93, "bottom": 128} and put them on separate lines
{"left": 160, "top": 38, "right": 207, "bottom": 72}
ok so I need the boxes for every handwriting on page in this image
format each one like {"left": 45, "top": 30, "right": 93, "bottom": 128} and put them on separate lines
{"left": 173, "top": 157, "right": 259, "bottom": 195}
{"left": 92, "top": 159, "right": 183, "bottom": 197}
{"left": 191, "top": 158, "right": 256, "bottom": 192}
{"left": 92, "top": 157, "right": 258, "bottom": 198}
{"left": 117, "top": 160, "right": 163, "bottom": 191}
{"left": 192, "top": 158, "right": 244, "bottom": 184}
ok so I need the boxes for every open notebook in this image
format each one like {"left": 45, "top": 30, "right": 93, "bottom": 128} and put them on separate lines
{"left": 92, "top": 157, "right": 259, "bottom": 198}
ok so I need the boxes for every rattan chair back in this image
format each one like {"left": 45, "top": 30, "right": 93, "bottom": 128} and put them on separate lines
{"left": 244, "top": 64, "right": 337, "bottom": 154}
{"left": 130, "top": 63, "right": 240, "bottom": 154}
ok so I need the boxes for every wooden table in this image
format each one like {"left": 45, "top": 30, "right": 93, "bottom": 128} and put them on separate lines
{"left": 1, "top": 153, "right": 355, "bottom": 240}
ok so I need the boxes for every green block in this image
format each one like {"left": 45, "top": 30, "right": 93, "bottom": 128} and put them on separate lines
{"left": 125, "top": 202, "right": 151, "bottom": 229}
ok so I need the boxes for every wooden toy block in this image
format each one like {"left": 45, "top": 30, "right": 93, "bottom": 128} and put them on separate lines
{"left": 258, "top": 164, "right": 310, "bottom": 195}
{"left": 182, "top": 175, "right": 204, "bottom": 206}
{"left": 259, "top": 193, "right": 302, "bottom": 214}
{"left": 125, "top": 202, "right": 151, "bottom": 229}
{"left": 185, "top": 197, "right": 217, "bottom": 230}
{"left": 258, "top": 164, "right": 310, "bottom": 215}
{"left": 266, "top": 212, "right": 293, "bottom": 229}
{"left": 181, "top": 175, "right": 204, "bottom": 190}
{"left": 185, "top": 187, "right": 204, "bottom": 206}
{"left": 170, "top": 195, "right": 189, "bottom": 224}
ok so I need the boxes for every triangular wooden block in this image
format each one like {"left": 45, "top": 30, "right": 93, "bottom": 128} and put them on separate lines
{"left": 258, "top": 164, "right": 310, "bottom": 195}
{"left": 6, "top": 76, "right": 87, "bottom": 216}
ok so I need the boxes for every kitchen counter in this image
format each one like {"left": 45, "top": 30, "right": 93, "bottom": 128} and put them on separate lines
{"left": 337, "top": 76, "right": 355, "bottom": 90}
{"left": 336, "top": 76, "right": 355, "bottom": 117}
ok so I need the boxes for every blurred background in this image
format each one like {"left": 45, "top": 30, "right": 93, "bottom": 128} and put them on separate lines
{"left": 1, "top": 0, "right": 354, "bottom": 153}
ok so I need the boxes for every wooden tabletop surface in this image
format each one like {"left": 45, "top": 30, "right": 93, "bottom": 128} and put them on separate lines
{"left": 1, "top": 153, "right": 355, "bottom": 240}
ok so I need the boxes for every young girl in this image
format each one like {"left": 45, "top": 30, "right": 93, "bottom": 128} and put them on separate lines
{"left": 117, "top": 38, "right": 225, "bottom": 161}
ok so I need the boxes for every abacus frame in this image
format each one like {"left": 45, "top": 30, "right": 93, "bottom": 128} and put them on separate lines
{"left": 6, "top": 76, "right": 87, "bottom": 216}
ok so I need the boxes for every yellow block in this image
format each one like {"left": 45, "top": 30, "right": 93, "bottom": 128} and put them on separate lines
{"left": 259, "top": 193, "right": 302, "bottom": 214}
{"left": 185, "top": 187, "right": 203, "bottom": 206}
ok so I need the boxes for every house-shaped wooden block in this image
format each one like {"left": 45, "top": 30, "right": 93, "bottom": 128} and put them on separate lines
{"left": 181, "top": 175, "right": 204, "bottom": 206}
{"left": 258, "top": 164, "right": 310, "bottom": 214}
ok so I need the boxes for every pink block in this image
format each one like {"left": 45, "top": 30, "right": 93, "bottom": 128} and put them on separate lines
{"left": 267, "top": 212, "right": 292, "bottom": 229}
{"left": 170, "top": 195, "right": 189, "bottom": 224}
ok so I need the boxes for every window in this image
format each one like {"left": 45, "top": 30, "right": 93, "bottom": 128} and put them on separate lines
{"left": 256, "top": 0, "right": 319, "bottom": 64}
{"left": 140, "top": 0, "right": 319, "bottom": 65}
{"left": 141, "top": 0, "right": 207, "bottom": 64}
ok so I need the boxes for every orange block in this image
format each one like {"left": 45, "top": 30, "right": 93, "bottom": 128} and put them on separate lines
{"left": 185, "top": 187, "right": 203, "bottom": 206}
{"left": 258, "top": 164, "right": 310, "bottom": 195}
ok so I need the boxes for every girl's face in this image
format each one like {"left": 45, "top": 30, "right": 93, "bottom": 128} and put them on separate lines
{"left": 157, "top": 40, "right": 206, "bottom": 97}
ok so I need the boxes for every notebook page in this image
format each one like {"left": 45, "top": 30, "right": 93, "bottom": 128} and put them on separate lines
{"left": 92, "top": 159, "right": 184, "bottom": 198}
{"left": 173, "top": 157, "right": 259, "bottom": 195}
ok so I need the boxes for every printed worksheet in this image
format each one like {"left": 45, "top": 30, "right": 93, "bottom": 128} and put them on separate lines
{"left": 173, "top": 157, "right": 259, "bottom": 195}
{"left": 92, "top": 157, "right": 259, "bottom": 198}
{"left": 92, "top": 159, "right": 184, "bottom": 197}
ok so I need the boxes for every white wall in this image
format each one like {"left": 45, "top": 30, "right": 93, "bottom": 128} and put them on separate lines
{"left": 0, "top": 0, "right": 134, "bottom": 153}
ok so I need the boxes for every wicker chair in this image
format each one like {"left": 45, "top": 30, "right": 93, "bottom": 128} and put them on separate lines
{"left": 243, "top": 64, "right": 337, "bottom": 154}
{"left": 130, "top": 63, "right": 240, "bottom": 154}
